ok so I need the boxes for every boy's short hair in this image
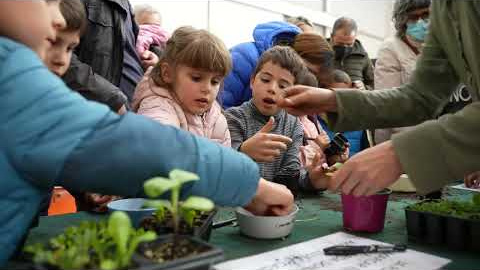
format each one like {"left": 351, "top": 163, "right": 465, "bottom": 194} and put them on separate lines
{"left": 332, "top": 69, "right": 352, "bottom": 85}
{"left": 59, "top": 0, "right": 87, "bottom": 35}
{"left": 297, "top": 69, "right": 318, "bottom": 87}
{"left": 253, "top": 46, "right": 305, "bottom": 84}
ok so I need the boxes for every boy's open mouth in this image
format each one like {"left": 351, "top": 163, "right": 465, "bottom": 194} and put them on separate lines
{"left": 263, "top": 97, "right": 276, "bottom": 105}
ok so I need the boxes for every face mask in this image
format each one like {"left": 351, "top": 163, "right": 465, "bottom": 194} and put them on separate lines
{"left": 406, "top": 19, "right": 428, "bottom": 42}
{"left": 333, "top": 45, "right": 353, "bottom": 60}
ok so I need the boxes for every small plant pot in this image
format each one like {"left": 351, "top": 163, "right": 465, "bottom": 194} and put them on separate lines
{"left": 341, "top": 189, "right": 391, "bottom": 233}
{"left": 405, "top": 208, "right": 425, "bottom": 241}
{"left": 235, "top": 204, "right": 299, "bottom": 239}
{"left": 140, "top": 209, "right": 217, "bottom": 241}
{"left": 446, "top": 216, "right": 467, "bottom": 250}
{"left": 107, "top": 198, "right": 155, "bottom": 227}
{"left": 424, "top": 213, "right": 445, "bottom": 245}
{"left": 134, "top": 234, "right": 223, "bottom": 270}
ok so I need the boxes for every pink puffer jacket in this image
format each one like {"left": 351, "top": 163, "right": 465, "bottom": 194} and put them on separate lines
{"left": 132, "top": 71, "right": 231, "bottom": 147}
{"left": 136, "top": 24, "right": 170, "bottom": 56}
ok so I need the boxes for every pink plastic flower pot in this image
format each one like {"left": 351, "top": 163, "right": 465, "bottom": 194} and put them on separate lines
{"left": 341, "top": 189, "right": 392, "bottom": 233}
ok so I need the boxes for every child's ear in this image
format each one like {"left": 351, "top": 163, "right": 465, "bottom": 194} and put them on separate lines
{"left": 249, "top": 75, "right": 255, "bottom": 90}
{"left": 160, "top": 62, "right": 173, "bottom": 84}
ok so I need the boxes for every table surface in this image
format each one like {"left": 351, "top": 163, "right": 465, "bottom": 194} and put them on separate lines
{"left": 9, "top": 187, "right": 480, "bottom": 269}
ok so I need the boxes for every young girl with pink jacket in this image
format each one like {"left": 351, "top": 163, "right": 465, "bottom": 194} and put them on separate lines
{"left": 132, "top": 26, "right": 231, "bottom": 147}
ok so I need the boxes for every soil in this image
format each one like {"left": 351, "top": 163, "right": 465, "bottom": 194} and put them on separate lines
{"left": 141, "top": 236, "right": 210, "bottom": 263}
{"left": 140, "top": 212, "right": 208, "bottom": 235}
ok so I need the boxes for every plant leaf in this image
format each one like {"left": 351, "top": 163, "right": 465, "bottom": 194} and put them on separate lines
{"left": 100, "top": 259, "right": 117, "bottom": 270}
{"left": 169, "top": 169, "right": 200, "bottom": 185}
{"left": 144, "top": 177, "right": 176, "bottom": 197}
{"left": 135, "top": 231, "right": 157, "bottom": 243}
{"left": 181, "top": 196, "right": 214, "bottom": 212}
{"left": 108, "top": 211, "right": 131, "bottom": 257}
{"left": 143, "top": 200, "right": 172, "bottom": 211}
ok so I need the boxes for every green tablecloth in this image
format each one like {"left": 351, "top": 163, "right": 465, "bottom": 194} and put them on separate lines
{"left": 10, "top": 189, "right": 480, "bottom": 269}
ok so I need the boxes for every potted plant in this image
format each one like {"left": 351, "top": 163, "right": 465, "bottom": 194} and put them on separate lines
{"left": 140, "top": 169, "right": 217, "bottom": 241}
{"left": 405, "top": 194, "right": 480, "bottom": 251}
{"left": 23, "top": 211, "right": 157, "bottom": 270}
{"left": 135, "top": 169, "right": 223, "bottom": 269}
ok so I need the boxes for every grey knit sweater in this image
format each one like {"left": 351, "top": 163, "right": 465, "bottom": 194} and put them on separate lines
{"left": 225, "top": 100, "right": 316, "bottom": 191}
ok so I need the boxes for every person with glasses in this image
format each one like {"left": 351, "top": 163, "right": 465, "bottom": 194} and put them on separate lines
{"left": 374, "top": 0, "right": 431, "bottom": 145}
{"left": 277, "top": 0, "right": 480, "bottom": 198}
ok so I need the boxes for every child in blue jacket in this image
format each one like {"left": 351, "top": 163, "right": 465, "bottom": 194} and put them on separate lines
{"left": 0, "top": 1, "right": 293, "bottom": 265}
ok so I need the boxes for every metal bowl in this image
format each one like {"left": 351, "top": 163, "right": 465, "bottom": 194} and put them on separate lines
{"left": 235, "top": 204, "right": 299, "bottom": 239}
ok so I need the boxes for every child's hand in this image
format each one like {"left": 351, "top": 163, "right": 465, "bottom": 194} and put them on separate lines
{"left": 328, "top": 144, "right": 350, "bottom": 165}
{"left": 307, "top": 152, "right": 330, "bottom": 189}
{"left": 314, "top": 130, "right": 330, "bottom": 150}
{"left": 240, "top": 117, "right": 292, "bottom": 162}
{"left": 465, "top": 171, "right": 480, "bottom": 188}
{"left": 85, "top": 193, "right": 121, "bottom": 213}
{"left": 244, "top": 178, "right": 294, "bottom": 216}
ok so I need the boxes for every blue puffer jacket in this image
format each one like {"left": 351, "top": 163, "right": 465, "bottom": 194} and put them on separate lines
{"left": 220, "top": 21, "right": 301, "bottom": 109}
{"left": 0, "top": 38, "right": 260, "bottom": 265}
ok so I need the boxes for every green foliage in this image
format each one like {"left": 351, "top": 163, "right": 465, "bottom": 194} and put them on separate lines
{"left": 408, "top": 197, "right": 480, "bottom": 219}
{"left": 143, "top": 169, "right": 214, "bottom": 233}
{"left": 473, "top": 194, "right": 480, "bottom": 206}
{"left": 24, "top": 211, "right": 156, "bottom": 270}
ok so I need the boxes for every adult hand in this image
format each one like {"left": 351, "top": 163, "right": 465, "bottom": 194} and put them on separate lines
{"left": 307, "top": 152, "right": 330, "bottom": 189}
{"left": 277, "top": 85, "right": 337, "bottom": 116}
{"left": 240, "top": 117, "right": 292, "bottom": 162}
{"left": 141, "top": 50, "right": 159, "bottom": 69}
{"left": 244, "top": 178, "right": 294, "bottom": 216}
{"left": 329, "top": 141, "right": 403, "bottom": 196}
{"left": 464, "top": 171, "right": 480, "bottom": 188}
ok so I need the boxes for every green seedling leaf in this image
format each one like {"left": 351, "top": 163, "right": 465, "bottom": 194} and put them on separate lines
{"left": 135, "top": 230, "right": 157, "bottom": 243}
{"left": 473, "top": 194, "right": 480, "bottom": 206}
{"left": 100, "top": 259, "right": 117, "bottom": 270}
{"left": 332, "top": 162, "right": 343, "bottom": 169}
{"left": 108, "top": 211, "right": 131, "bottom": 256}
{"left": 182, "top": 209, "right": 196, "bottom": 228}
{"left": 143, "top": 199, "right": 172, "bottom": 211}
{"left": 169, "top": 169, "right": 200, "bottom": 185}
{"left": 182, "top": 196, "right": 214, "bottom": 212}
{"left": 144, "top": 177, "right": 176, "bottom": 197}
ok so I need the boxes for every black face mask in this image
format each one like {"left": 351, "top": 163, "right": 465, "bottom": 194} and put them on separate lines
{"left": 333, "top": 45, "right": 353, "bottom": 60}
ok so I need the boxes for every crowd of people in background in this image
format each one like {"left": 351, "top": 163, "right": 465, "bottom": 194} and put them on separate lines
{"left": 1, "top": 0, "right": 479, "bottom": 264}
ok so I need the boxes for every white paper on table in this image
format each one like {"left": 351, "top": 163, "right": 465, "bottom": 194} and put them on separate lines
{"left": 451, "top": 183, "right": 480, "bottom": 193}
{"left": 214, "top": 232, "right": 450, "bottom": 270}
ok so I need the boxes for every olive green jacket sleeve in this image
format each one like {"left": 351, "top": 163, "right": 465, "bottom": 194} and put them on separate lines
{"left": 328, "top": 1, "right": 480, "bottom": 194}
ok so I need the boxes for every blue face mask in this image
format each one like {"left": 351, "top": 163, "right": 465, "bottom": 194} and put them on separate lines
{"left": 406, "top": 19, "right": 429, "bottom": 42}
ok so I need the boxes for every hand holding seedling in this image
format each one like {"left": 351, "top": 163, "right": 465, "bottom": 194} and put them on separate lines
{"left": 329, "top": 141, "right": 403, "bottom": 196}
{"left": 240, "top": 117, "right": 292, "bottom": 162}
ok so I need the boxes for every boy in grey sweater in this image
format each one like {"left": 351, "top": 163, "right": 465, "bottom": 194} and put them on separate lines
{"left": 225, "top": 46, "right": 329, "bottom": 193}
